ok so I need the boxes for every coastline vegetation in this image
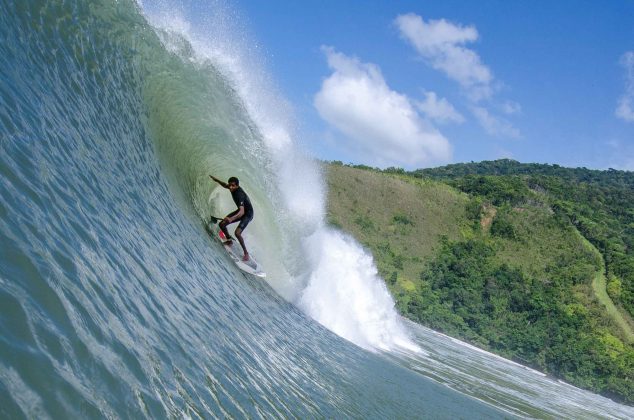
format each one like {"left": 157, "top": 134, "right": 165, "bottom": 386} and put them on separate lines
{"left": 325, "top": 159, "right": 634, "bottom": 404}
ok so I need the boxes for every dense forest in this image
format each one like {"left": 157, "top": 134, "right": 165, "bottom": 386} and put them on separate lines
{"left": 326, "top": 160, "right": 634, "bottom": 404}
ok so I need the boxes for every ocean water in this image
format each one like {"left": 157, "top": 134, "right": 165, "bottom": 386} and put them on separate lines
{"left": 1, "top": 0, "right": 633, "bottom": 418}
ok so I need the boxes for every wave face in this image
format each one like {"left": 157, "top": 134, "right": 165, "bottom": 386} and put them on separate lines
{"left": 1, "top": 0, "right": 633, "bottom": 418}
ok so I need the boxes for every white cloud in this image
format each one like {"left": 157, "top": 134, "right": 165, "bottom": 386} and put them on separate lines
{"left": 314, "top": 47, "right": 452, "bottom": 168}
{"left": 395, "top": 13, "right": 521, "bottom": 138}
{"left": 415, "top": 91, "right": 465, "bottom": 124}
{"left": 501, "top": 101, "right": 522, "bottom": 115}
{"left": 395, "top": 13, "right": 493, "bottom": 101}
{"left": 471, "top": 106, "right": 520, "bottom": 139}
{"left": 616, "top": 51, "right": 634, "bottom": 122}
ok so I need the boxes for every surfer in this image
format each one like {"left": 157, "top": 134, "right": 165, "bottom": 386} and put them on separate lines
{"left": 209, "top": 175, "right": 253, "bottom": 261}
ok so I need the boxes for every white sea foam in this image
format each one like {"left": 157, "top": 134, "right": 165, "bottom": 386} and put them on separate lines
{"left": 299, "top": 228, "right": 419, "bottom": 351}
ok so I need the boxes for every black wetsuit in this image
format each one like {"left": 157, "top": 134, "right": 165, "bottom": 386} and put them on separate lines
{"left": 228, "top": 187, "right": 254, "bottom": 230}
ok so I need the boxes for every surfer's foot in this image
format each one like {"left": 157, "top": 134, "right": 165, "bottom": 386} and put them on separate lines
{"left": 242, "top": 253, "right": 250, "bottom": 262}
{"left": 223, "top": 239, "right": 233, "bottom": 246}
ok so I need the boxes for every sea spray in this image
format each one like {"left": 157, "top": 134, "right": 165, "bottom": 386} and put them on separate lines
{"left": 141, "top": 0, "right": 417, "bottom": 351}
{"left": 300, "top": 228, "right": 418, "bottom": 351}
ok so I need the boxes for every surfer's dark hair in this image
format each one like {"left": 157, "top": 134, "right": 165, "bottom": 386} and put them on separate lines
{"left": 227, "top": 177, "right": 239, "bottom": 185}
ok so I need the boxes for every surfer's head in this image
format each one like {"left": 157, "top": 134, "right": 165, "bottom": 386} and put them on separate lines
{"left": 227, "top": 177, "right": 239, "bottom": 192}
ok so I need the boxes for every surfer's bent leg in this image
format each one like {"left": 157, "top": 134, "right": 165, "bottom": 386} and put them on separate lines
{"left": 220, "top": 210, "right": 239, "bottom": 242}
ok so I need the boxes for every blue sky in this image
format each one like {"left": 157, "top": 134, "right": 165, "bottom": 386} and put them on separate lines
{"left": 160, "top": 0, "right": 634, "bottom": 170}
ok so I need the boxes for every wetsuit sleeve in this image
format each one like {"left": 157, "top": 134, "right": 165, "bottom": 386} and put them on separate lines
{"left": 235, "top": 190, "right": 247, "bottom": 207}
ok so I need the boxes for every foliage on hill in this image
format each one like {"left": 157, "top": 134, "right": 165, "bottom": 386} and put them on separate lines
{"left": 325, "top": 160, "right": 634, "bottom": 404}
{"left": 416, "top": 159, "right": 634, "bottom": 319}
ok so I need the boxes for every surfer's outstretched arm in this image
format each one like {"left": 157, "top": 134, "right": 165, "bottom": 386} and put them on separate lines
{"left": 209, "top": 175, "right": 229, "bottom": 189}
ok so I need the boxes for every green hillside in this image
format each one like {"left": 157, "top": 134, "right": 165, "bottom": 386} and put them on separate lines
{"left": 327, "top": 165, "right": 469, "bottom": 291}
{"left": 325, "top": 161, "right": 634, "bottom": 404}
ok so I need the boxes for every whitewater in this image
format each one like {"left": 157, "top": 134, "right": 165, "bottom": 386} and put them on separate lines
{"left": 1, "top": 0, "right": 632, "bottom": 418}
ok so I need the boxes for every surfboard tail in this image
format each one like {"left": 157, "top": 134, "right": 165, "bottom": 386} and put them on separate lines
{"left": 208, "top": 223, "right": 266, "bottom": 277}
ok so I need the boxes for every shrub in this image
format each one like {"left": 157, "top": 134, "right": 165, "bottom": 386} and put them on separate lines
{"left": 392, "top": 213, "right": 413, "bottom": 226}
